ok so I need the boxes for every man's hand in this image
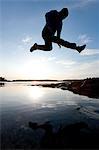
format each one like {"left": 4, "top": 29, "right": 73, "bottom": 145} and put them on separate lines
{"left": 57, "top": 36, "right": 61, "bottom": 48}
{"left": 58, "top": 43, "right": 61, "bottom": 48}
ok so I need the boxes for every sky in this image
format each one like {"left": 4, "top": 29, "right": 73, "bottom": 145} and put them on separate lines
{"left": 0, "top": 0, "right": 99, "bottom": 80}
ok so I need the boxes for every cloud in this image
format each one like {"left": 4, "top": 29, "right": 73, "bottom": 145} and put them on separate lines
{"left": 22, "top": 36, "right": 33, "bottom": 44}
{"left": 43, "top": 57, "right": 56, "bottom": 62}
{"left": 81, "top": 48, "right": 99, "bottom": 56}
{"left": 65, "top": 60, "right": 99, "bottom": 79}
{"left": 70, "top": 0, "right": 98, "bottom": 9}
{"left": 79, "top": 0, "right": 97, "bottom": 5}
{"left": 81, "top": 0, "right": 98, "bottom": 5}
{"left": 78, "top": 34, "right": 92, "bottom": 45}
{"left": 78, "top": 60, "right": 99, "bottom": 77}
{"left": 36, "top": 57, "right": 56, "bottom": 63}
{"left": 56, "top": 60, "right": 76, "bottom": 66}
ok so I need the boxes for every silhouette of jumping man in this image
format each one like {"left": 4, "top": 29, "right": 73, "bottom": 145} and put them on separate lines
{"left": 30, "top": 8, "right": 86, "bottom": 53}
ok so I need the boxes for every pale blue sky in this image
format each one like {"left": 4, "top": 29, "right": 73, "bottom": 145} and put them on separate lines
{"left": 1, "top": 0, "right": 99, "bottom": 80}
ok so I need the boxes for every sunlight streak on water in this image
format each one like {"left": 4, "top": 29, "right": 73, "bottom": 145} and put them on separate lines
{"left": 27, "top": 86, "right": 45, "bottom": 100}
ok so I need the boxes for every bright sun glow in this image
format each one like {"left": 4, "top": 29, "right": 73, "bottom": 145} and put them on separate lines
{"left": 28, "top": 86, "right": 44, "bottom": 100}
{"left": 21, "top": 59, "right": 51, "bottom": 79}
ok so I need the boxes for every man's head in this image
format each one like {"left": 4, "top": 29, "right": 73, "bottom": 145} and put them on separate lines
{"left": 59, "top": 8, "right": 68, "bottom": 20}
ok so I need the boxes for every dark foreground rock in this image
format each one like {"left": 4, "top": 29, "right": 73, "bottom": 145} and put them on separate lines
{"left": 29, "top": 121, "right": 99, "bottom": 148}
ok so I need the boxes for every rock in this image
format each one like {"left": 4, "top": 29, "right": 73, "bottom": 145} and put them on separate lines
{"left": 68, "top": 78, "right": 99, "bottom": 98}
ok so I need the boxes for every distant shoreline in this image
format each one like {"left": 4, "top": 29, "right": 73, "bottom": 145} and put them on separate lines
{"left": 1, "top": 78, "right": 98, "bottom": 82}
{"left": 0, "top": 78, "right": 99, "bottom": 99}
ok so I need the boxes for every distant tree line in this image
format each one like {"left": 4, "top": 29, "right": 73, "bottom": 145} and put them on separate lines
{"left": 0, "top": 77, "right": 7, "bottom": 81}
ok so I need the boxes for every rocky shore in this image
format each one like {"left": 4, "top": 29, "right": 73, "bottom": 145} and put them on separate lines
{"left": 68, "top": 78, "right": 99, "bottom": 98}
{"left": 31, "top": 78, "right": 99, "bottom": 98}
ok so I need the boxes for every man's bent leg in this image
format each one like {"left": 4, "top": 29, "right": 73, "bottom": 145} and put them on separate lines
{"left": 30, "top": 40, "right": 52, "bottom": 52}
{"left": 37, "top": 38, "right": 52, "bottom": 51}
{"left": 36, "top": 44, "right": 52, "bottom": 51}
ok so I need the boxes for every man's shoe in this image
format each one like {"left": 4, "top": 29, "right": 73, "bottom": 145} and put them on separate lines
{"left": 76, "top": 44, "right": 86, "bottom": 53}
{"left": 30, "top": 43, "right": 37, "bottom": 52}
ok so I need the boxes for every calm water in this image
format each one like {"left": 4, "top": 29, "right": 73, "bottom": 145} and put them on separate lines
{"left": 0, "top": 82, "right": 99, "bottom": 148}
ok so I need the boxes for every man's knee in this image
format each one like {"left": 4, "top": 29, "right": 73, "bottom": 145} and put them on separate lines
{"left": 48, "top": 46, "right": 52, "bottom": 51}
{"left": 46, "top": 45, "right": 52, "bottom": 51}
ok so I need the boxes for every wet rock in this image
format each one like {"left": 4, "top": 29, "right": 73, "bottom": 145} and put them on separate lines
{"left": 68, "top": 78, "right": 99, "bottom": 98}
{"left": 28, "top": 121, "right": 97, "bottom": 148}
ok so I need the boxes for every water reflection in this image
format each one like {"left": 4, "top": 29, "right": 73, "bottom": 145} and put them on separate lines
{"left": 27, "top": 86, "right": 44, "bottom": 100}
{"left": 1, "top": 82, "right": 99, "bottom": 149}
{"left": 0, "top": 82, "right": 5, "bottom": 87}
